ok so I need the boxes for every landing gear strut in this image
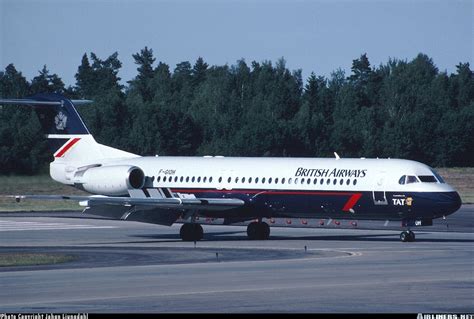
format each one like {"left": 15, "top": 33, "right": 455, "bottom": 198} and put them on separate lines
{"left": 180, "top": 223, "right": 204, "bottom": 241}
{"left": 400, "top": 230, "right": 415, "bottom": 242}
{"left": 247, "top": 221, "right": 270, "bottom": 240}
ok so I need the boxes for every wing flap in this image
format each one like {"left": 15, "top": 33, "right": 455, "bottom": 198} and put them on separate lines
{"left": 12, "top": 195, "right": 245, "bottom": 210}
{"left": 83, "top": 205, "right": 182, "bottom": 226}
{"left": 9, "top": 194, "right": 245, "bottom": 227}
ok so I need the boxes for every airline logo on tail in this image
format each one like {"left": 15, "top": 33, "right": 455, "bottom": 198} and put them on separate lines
{"left": 54, "top": 112, "right": 68, "bottom": 130}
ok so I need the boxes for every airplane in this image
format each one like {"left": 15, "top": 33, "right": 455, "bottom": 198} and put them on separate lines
{"left": 0, "top": 93, "right": 462, "bottom": 242}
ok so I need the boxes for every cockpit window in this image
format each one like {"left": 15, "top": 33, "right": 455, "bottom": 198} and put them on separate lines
{"left": 418, "top": 175, "right": 437, "bottom": 183}
{"left": 406, "top": 175, "right": 419, "bottom": 184}
{"left": 398, "top": 176, "right": 406, "bottom": 185}
{"left": 430, "top": 168, "right": 445, "bottom": 183}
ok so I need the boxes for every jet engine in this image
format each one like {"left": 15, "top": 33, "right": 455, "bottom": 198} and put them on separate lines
{"left": 73, "top": 165, "right": 145, "bottom": 196}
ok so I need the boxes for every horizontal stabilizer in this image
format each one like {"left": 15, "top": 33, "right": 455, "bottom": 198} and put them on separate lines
{"left": 0, "top": 99, "right": 93, "bottom": 106}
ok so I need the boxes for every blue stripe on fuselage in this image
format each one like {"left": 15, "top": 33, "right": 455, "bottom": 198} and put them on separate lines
{"left": 168, "top": 188, "right": 461, "bottom": 221}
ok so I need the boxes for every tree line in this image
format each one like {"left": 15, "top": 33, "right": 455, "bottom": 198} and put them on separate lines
{"left": 0, "top": 48, "right": 473, "bottom": 174}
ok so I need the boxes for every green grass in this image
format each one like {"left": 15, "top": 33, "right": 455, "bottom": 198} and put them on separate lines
{"left": 0, "top": 253, "right": 76, "bottom": 267}
{"left": 0, "top": 175, "right": 88, "bottom": 211}
{"left": 0, "top": 168, "right": 472, "bottom": 212}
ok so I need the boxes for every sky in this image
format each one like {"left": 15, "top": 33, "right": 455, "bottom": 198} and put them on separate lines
{"left": 1, "top": 0, "right": 472, "bottom": 87}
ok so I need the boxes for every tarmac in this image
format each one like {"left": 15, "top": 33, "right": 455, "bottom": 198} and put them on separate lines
{"left": 0, "top": 205, "right": 472, "bottom": 313}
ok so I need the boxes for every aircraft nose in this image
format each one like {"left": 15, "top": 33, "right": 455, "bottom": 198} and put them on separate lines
{"left": 438, "top": 191, "right": 462, "bottom": 215}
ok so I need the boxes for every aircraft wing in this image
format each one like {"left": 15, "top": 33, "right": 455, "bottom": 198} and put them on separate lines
{"left": 11, "top": 195, "right": 245, "bottom": 226}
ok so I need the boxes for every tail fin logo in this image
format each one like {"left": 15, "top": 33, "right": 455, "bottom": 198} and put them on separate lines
{"left": 54, "top": 111, "right": 68, "bottom": 130}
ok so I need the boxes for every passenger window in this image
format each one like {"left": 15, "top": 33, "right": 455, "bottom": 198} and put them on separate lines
{"left": 262, "top": 177, "right": 266, "bottom": 184}
{"left": 313, "top": 178, "right": 317, "bottom": 184}
{"left": 398, "top": 176, "right": 406, "bottom": 185}
{"left": 346, "top": 179, "right": 350, "bottom": 185}
{"left": 235, "top": 177, "right": 239, "bottom": 183}
{"left": 180, "top": 176, "right": 184, "bottom": 182}
{"left": 227, "top": 177, "right": 231, "bottom": 183}
{"left": 157, "top": 176, "right": 161, "bottom": 182}
{"left": 275, "top": 178, "right": 279, "bottom": 184}
{"left": 218, "top": 177, "right": 222, "bottom": 183}
{"left": 307, "top": 178, "right": 311, "bottom": 185}
{"left": 203, "top": 177, "right": 207, "bottom": 183}
{"left": 255, "top": 177, "right": 259, "bottom": 183}
{"left": 295, "top": 178, "right": 299, "bottom": 184}
{"left": 192, "top": 177, "right": 195, "bottom": 183}
{"left": 209, "top": 177, "right": 213, "bottom": 183}
{"left": 326, "top": 178, "right": 330, "bottom": 185}
{"left": 242, "top": 177, "right": 246, "bottom": 183}
{"left": 320, "top": 179, "right": 324, "bottom": 185}
{"left": 333, "top": 179, "right": 337, "bottom": 185}
{"left": 339, "top": 179, "right": 343, "bottom": 185}
{"left": 301, "top": 178, "right": 305, "bottom": 184}
{"left": 249, "top": 177, "right": 252, "bottom": 183}
{"left": 288, "top": 178, "right": 292, "bottom": 184}
{"left": 197, "top": 177, "right": 201, "bottom": 183}
{"left": 174, "top": 176, "right": 178, "bottom": 182}
{"left": 353, "top": 179, "right": 357, "bottom": 185}
{"left": 406, "top": 176, "right": 419, "bottom": 184}
{"left": 281, "top": 178, "right": 285, "bottom": 184}
{"left": 186, "top": 176, "right": 190, "bottom": 182}
{"left": 268, "top": 177, "right": 272, "bottom": 184}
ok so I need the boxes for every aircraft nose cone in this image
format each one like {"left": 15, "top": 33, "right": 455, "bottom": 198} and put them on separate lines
{"left": 439, "top": 191, "right": 462, "bottom": 215}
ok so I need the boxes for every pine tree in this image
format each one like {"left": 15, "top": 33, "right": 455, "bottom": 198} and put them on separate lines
{"left": 131, "top": 46, "right": 155, "bottom": 102}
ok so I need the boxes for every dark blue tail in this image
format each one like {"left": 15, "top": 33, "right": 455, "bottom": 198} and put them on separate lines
{"left": 27, "top": 93, "right": 90, "bottom": 135}
{"left": 0, "top": 93, "right": 92, "bottom": 155}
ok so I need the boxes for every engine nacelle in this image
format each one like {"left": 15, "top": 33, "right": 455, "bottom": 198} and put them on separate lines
{"left": 73, "top": 165, "right": 145, "bottom": 196}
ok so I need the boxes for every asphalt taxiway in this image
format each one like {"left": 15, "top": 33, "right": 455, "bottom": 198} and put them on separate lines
{"left": 0, "top": 205, "right": 473, "bottom": 313}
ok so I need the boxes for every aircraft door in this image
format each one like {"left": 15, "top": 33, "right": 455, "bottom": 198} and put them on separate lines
{"left": 372, "top": 171, "right": 388, "bottom": 205}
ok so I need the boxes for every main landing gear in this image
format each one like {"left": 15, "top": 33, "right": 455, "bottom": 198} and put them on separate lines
{"left": 247, "top": 221, "right": 270, "bottom": 240}
{"left": 400, "top": 230, "right": 416, "bottom": 242}
{"left": 180, "top": 223, "right": 204, "bottom": 241}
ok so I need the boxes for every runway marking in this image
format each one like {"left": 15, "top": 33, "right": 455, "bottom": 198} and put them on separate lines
{"left": 2, "top": 277, "right": 471, "bottom": 308}
{"left": 0, "top": 220, "right": 116, "bottom": 231}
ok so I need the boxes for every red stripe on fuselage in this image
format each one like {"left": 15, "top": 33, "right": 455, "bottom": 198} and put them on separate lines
{"left": 342, "top": 193, "right": 363, "bottom": 212}
{"left": 55, "top": 138, "right": 81, "bottom": 158}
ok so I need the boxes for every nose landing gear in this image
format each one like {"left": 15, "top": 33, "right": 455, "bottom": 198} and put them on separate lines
{"left": 400, "top": 230, "right": 415, "bottom": 242}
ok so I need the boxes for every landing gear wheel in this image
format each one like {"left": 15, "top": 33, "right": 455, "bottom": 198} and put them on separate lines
{"left": 247, "top": 222, "right": 270, "bottom": 240}
{"left": 247, "top": 222, "right": 258, "bottom": 239}
{"left": 400, "top": 231, "right": 409, "bottom": 242}
{"left": 180, "top": 223, "right": 204, "bottom": 241}
{"left": 400, "top": 230, "right": 415, "bottom": 242}
{"left": 260, "top": 222, "right": 270, "bottom": 239}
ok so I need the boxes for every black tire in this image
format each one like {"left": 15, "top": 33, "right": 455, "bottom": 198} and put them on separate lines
{"left": 258, "top": 222, "right": 270, "bottom": 240}
{"left": 247, "top": 222, "right": 258, "bottom": 240}
{"left": 247, "top": 222, "right": 270, "bottom": 240}
{"left": 192, "top": 223, "right": 204, "bottom": 241}
{"left": 400, "top": 231, "right": 409, "bottom": 242}
{"left": 408, "top": 231, "right": 416, "bottom": 242}
{"left": 180, "top": 223, "right": 192, "bottom": 241}
{"left": 180, "top": 223, "right": 203, "bottom": 241}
